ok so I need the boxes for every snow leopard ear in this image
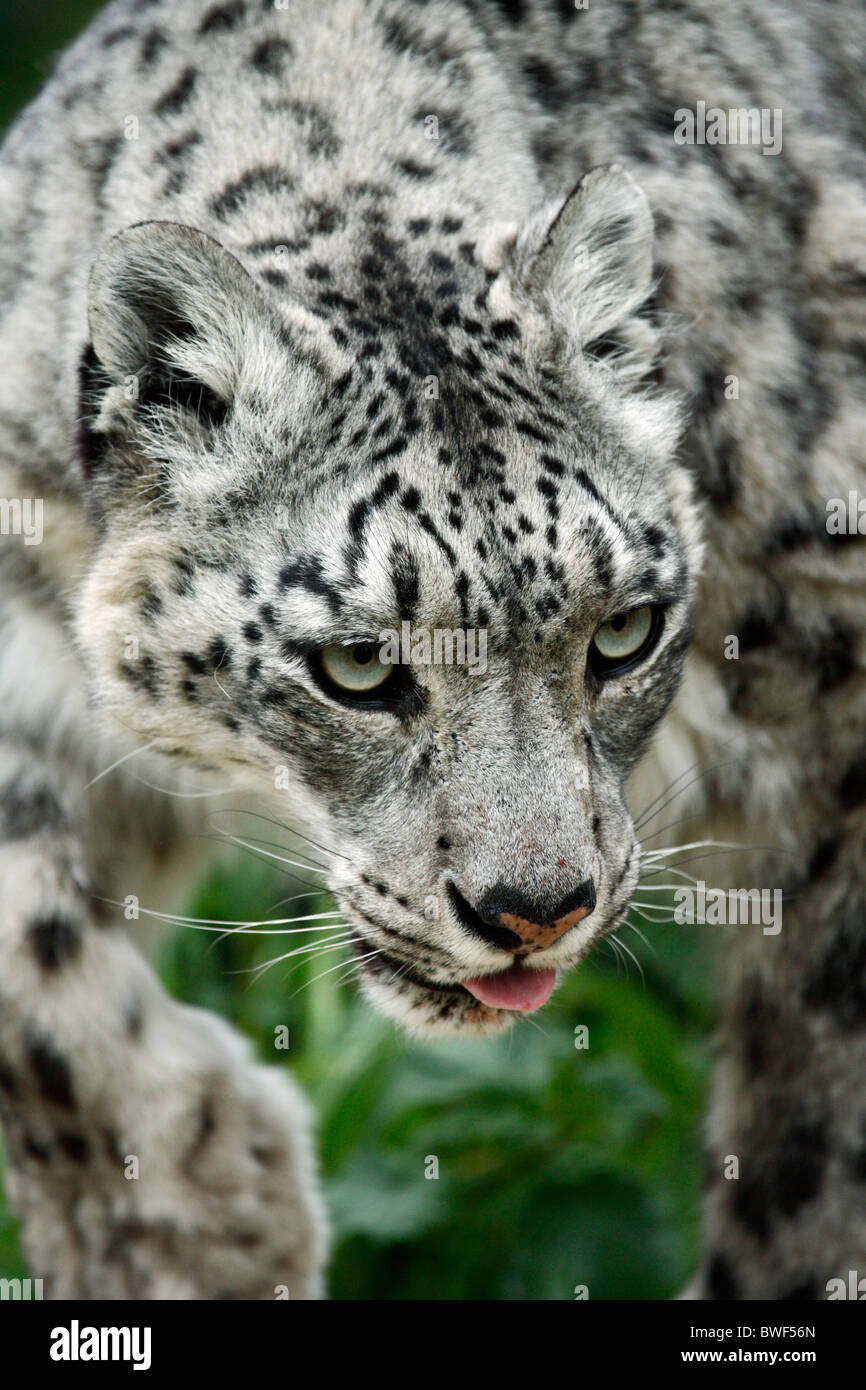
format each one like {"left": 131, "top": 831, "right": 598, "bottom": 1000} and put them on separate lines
{"left": 518, "top": 164, "right": 655, "bottom": 348}
{"left": 86, "top": 220, "right": 266, "bottom": 430}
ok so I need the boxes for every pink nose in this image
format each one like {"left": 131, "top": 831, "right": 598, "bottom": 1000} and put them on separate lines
{"left": 498, "top": 903, "right": 594, "bottom": 955}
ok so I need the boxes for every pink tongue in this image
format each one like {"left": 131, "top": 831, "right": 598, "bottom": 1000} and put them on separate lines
{"left": 461, "top": 964, "right": 557, "bottom": 1012}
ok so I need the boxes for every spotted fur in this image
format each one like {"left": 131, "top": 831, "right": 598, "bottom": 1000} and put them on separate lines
{"left": 0, "top": 0, "right": 864, "bottom": 1300}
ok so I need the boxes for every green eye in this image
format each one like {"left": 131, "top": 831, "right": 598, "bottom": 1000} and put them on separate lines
{"left": 591, "top": 605, "right": 657, "bottom": 673}
{"left": 319, "top": 641, "right": 392, "bottom": 693}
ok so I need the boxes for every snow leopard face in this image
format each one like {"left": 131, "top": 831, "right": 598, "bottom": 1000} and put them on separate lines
{"left": 75, "top": 166, "right": 702, "bottom": 1035}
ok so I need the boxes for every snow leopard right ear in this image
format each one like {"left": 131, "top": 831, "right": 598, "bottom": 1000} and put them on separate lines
{"left": 517, "top": 164, "right": 655, "bottom": 349}
{"left": 85, "top": 219, "right": 267, "bottom": 433}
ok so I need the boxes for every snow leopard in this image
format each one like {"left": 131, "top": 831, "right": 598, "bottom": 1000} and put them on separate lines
{"left": 0, "top": 0, "right": 864, "bottom": 1301}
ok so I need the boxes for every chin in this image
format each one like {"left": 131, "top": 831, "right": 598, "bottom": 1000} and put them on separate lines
{"left": 351, "top": 896, "right": 634, "bottom": 1037}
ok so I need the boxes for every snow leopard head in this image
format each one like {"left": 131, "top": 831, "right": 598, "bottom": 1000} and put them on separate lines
{"left": 76, "top": 165, "right": 701, "bottom": 1035}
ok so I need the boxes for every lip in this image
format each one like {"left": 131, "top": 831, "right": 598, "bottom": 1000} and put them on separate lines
{"left": 356, "top": 941, "right": 486, "bottom": 998}
{"left": 357, "top": 944, "right": 558, "bottom": 1014}
{"left": 361, "top": 948, "right": 471, "bottom": 997}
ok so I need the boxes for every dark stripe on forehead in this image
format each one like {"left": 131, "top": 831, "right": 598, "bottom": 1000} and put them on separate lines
{"left": 277, "top": 555, "right": 344, "bottom": 613}
{"left": 390, "top": 542, "right": 420, "bottom": 620}
{"left": 401, "top": 488, "right": 458, "bottom": 565}
{"left": 572, "top": 466, "right": 630, "bottom": 538}
{"left": 342, "top": 470, "right": 401, "bottom": 580}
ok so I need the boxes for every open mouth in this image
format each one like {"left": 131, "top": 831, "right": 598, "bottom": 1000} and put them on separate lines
{"left": 350, "top": 853, "right": 639, "bottom": 1033}
{"left": 361, "top": 945, "right": 558, "bottom": 1014}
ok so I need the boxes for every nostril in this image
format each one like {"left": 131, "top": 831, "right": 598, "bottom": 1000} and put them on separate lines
{"left": 446, "top": 882, "right": 524, "bottom": 952}
{"left": 551, "top": 879, "right": 597, "bottom": 922}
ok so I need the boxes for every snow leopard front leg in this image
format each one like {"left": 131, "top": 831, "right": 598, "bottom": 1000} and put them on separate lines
{"left": 0, "top": 734, "right": 326, "bottom": 1299}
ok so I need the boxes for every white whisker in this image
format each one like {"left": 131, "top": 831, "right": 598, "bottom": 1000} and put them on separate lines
{"left": 611, "top": 932, "right": 645, "bottom": 985}
{"left": 288, "top": 947, "right": 382, "bottom": 999}
{"left": 237, "top": 931, "right": 361, "bottom": 979}
{"left": 197, "top": 832, "right": 316, "bottom": 887}
{"left": 626, "top": 922, "right": 655, "bottom": 954}
{"left": 266, "top": 889, "right": 330, "bottom": 912}
{"left": 642, "top": 839, "right": 746, "bottom": 857}
{"left": 637, "top": 812, "right": 705, "bottom": 845}
{"left": 633, "top": 881, "right": 699, "bottom": 891}
{"left": 213, "top": 833, "right": 329, "bottom": 876}
{"left": 640, "top": 866, "right": 702, "bottom": 885}
{"left": 208, "top": 808, "right": 350, "bottom": 863}
{"left": 93, "top": 895, "right": 343, "bottom": 935}
{"left": 130, "top": 773, "right": 236, "bottom": 798}
{"left": 633, "top": 752, "right": 718, "bottom": 831}
{"left": 208, "top": 825, "right": 328, "bottom": 874}
{"left": 214, "top": 829, "right": 327, "bottom": 874}
{"left": 84, "top": 739, "right": 161, "bottom": 790}
{"left": 605, "top": 937, "right": 623, "bottom": 972}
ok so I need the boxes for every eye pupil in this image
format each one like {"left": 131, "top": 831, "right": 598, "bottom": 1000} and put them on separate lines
{"left": 590, "top": 605, "right": 659, "bottom": 676}
{"left": 315, "top": 640, "right": 397, "bottom": 700}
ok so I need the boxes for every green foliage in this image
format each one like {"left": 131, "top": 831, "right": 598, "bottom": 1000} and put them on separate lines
{"left": 0, "top": 0, "right": 105, "bottom": 136}
{"left": 151, "top": 854, "right": 716, "bottom": 1300}
{"left": 0, "top": 1146, "right": 27, "bottom": 1282}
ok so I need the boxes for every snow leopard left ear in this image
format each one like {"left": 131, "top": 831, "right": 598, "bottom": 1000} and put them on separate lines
{"left": 517, "top": 164, "right": 655, "bottom": 347}
{"left": 86, "top": 219, "right": 266, "bottom": 429}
